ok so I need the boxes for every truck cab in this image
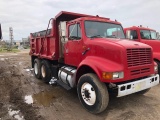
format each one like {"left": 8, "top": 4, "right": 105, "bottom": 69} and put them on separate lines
{"left": 64, "top": 17, "right": 125, "bottom": 67}
{"left": 124, "top": 26, "right": 160, "bottom": 75}
{"left": 30, "top": 12, "right": 159, "bottom": 114}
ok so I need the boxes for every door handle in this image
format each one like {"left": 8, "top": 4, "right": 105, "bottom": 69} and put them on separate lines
{"left": 82, "top": 48, "right": 90, "bottom": 55}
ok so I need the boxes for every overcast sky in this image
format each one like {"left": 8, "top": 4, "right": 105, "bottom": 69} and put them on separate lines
{"left": 0, "top": 0, "right": 160, "bottom": 40}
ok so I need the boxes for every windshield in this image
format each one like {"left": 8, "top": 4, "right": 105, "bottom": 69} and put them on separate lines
{"left": 140, "top": 30, "right": 157, "bottom": 40}
{"left": 85, "top": 21, "right": 125, "bottom": 39}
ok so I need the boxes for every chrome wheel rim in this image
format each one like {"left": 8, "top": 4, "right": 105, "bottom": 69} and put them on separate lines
{"left": 81, "top": 82, "right": 96, "bottom": 106}
{"left": 34, "top": 63, "right": 38, "bottom": 75}
{"left": 41, "top": 65, "right": 46, "bottom": 78}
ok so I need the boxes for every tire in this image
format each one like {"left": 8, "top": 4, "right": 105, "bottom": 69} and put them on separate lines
{"left": 40, "top": 60, "right": 52, "bottom": 83}
{"left": 77, "top": 73, "right": 109, "bottom": 114}
{"left": 136, "top": 88, "right": 150, "bottom": 95}
{"left": 155, "top": 60, "right": 160, "bottom": 75}
{"left": 34, "top": 58, "right": 41, "bottom": 79}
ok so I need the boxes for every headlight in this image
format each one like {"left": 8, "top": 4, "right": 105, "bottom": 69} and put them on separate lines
{"left": 102, "top": 71, "right": 124, "bottom": 80}
{"left": 154, "top": 65, "right": 158, "bottom": 73}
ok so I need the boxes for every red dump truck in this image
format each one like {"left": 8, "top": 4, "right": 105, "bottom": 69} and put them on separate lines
{"left": 124, "top": 26, "right": 160, "bottom": 75}
{"left": 30, "top": 11, "right": 159, "bottom": 113}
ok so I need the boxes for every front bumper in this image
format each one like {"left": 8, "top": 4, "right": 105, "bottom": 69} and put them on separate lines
{"left": 117, "top": 74, "right": 159, "bottom": 97}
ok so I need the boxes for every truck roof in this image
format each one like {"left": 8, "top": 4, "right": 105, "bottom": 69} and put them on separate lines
{"left": 125, "top": 26, "right": 156, "bottom": 32}
{"left": 68, "top": 16, "right": 121, "bottom": 25}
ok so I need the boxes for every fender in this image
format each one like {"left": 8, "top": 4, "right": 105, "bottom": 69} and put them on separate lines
{"left": 77, "top": 56, "right": 123, "bottom": 83}
{"left": 153, "top": 52, "right": 160, "bottom": 61}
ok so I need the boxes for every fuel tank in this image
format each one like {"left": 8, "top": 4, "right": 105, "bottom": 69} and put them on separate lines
{"left": 58, "top": 66, "right": 76, "bottom": 88}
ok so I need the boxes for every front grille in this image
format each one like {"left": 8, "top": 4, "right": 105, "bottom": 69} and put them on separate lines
{"left": 131, "top": 68, "right": 150, "bottom": 75}
{"left": 127, "top": 48, "right": 152, "bottom": 67}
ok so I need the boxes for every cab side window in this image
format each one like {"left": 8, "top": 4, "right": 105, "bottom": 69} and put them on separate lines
{"left": 69, "top": 23, "right": 81, "bottom": 40}
{"left": 130, "top": 30, "right": 138, "bottom": 39}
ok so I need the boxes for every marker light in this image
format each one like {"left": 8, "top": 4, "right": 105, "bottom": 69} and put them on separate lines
{"left": 102, "top": 71, "right": 124, "bottom": 80}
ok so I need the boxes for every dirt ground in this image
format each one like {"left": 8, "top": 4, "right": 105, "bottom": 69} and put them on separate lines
{"left": 0, "top": 50, "right": 160, "bottom": 120}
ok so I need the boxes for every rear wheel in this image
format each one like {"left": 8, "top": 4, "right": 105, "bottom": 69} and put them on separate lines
{"left": 40, "top": 60, "right": 52, "bottom": 83}
{"left": 136, "top": 88, "right": 150, "bottom": 95}
{"left": 77, "top": 73, "right": 109, "bottom": 114}
{"left": 34, "top": 58, "right": 41, "bottom": 79}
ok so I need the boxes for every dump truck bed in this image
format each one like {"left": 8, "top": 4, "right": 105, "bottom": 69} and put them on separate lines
{"left": 29, "top": 11, "right": 96, "bottom": 60}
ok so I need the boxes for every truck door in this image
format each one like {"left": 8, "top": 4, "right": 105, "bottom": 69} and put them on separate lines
{"left": 64, "top": 23, "right": 83, "bottom": 66}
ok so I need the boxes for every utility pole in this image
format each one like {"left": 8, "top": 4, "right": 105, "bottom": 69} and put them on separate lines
{"left": 9, "top": 27, "right": 13, "bottom": 50}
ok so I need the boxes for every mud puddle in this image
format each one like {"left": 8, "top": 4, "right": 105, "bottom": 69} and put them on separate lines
{"left": 25, "top": 91, "right": 56, "bottom": 107}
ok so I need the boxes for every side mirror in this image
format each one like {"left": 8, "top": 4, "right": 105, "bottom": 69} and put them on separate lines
{"left": 0, "top": 24, "right": 2, "bottom": 40}
{"left": 126, "top": 30, "right": 133, "bottom": 39}
{"left": 156, "top": 32, "right": 159, "bottom": 39}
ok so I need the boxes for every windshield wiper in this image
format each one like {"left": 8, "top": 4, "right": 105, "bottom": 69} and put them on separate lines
{"left": 90, "top": 35, "right": 103, "bottom": 38}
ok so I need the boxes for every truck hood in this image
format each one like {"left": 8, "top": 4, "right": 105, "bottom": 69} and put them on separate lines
{"left": 86, "top": 37, "right": 151, "bottom": 65}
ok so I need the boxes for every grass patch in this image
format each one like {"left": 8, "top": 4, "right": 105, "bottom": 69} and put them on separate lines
{"left": 0, "top": 48, "right": 20, "bottom": 53}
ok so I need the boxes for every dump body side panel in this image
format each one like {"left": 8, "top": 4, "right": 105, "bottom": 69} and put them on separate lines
{"left": 31, "top": 37, "right": 57, "bottom": 60}
{"left": 30, "top": 19, "right": 59, "bottom": 60}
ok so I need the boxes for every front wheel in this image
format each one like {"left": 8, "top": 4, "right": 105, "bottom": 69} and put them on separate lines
{"left": 77, "top": 73, "right": 109, "bottom": 114}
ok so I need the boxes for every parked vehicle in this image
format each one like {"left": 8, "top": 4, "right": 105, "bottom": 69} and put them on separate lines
{"left": 124, "top": 26, "right": 160, "bottom": 75}
{"left": 30, "top": 11, "right": 159, "bottom": 114}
